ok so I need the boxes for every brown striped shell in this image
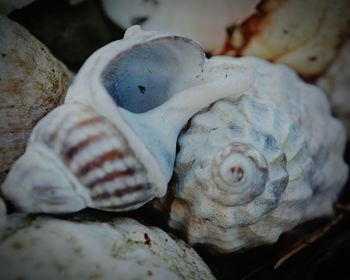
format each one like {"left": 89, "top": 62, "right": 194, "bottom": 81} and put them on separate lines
{"left": 2, "top": 104, "right": 153, "bottom": 212}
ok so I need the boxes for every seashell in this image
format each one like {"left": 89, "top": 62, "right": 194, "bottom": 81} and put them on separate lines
{"left": 217, "top": 0, "right": 350, "bottom": 78}
{"left": 317, "top": 39, "right": 350, "bottom": 137}
{"left": 0, "top": 215, "right": 215, "bottom": 280}
{"left": 1, "top": 26, "right": 254, "bottom": 213}
{"left": 0, "top": 15, "right": 73, "bottom": 183}
{"left": 101, "top": 0, "right": 260, "bottom": 51}
{"left": 156, "top": 56, "right": 348, "bottom": 253}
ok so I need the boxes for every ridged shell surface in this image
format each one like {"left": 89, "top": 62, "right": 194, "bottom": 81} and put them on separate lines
{"left": 0, "top": 215, "right": 215, "bottom": 280}
{"left": 2, "top": 103, "right": 154, "bottom": 213}
{"left": 0, "top": 15, "right": 73, "bottom": 182}
{"left": 162, "top": 56, "right": 348, "bottom": 253}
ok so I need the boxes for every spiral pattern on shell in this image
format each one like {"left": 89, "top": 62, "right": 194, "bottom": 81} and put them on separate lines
{"left": 2, "top": 103, "right": 154, "bottom": 212}
{"left": 168, "top": 93, "right": 314, "bottom": 252}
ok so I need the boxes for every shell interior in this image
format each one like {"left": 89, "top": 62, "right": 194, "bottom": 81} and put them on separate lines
{"left": 101, "top": 37, "right": 205, "bottom": 113}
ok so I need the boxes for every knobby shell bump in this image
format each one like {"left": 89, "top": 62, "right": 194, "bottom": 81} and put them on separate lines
{"left": 0, "top": 14, "right": 73, "bottom": 183}
{"left": 1, "top": 26, "right": 254, "bottom": 213}
{"left": 156, "top": 57, "right": 349, "bottom": 253}
{"left": 0, "top": 216, "right": 215, "bottom": 280}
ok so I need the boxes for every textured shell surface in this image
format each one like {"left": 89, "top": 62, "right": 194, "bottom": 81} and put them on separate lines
{"left": 317, "top": 39, "right": 350, "bottom": 137}
{"left": 101, "top": 0, "right": 259, "bottom": 51}
{"left": 1, "top": 26, "right": 254, "bottom": 213}
{"left": 0, "top": 215, "right": 215, "bottom": 280}
{"left": 0, "top": 15, "right": 73, "bottom": 183}
{"left": 158, "top": 56, "right": 349, "bottom": 253}
{"left": 219, "top": 0, "right": 350, "bottom": 78}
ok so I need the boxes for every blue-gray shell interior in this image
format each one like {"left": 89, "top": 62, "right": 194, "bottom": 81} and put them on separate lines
{"left": 101, "top": 36, "right": 205, "bottom": 113}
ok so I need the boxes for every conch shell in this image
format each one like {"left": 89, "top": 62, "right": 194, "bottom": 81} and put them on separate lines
{"left": 218, "top": 0, "right": 350, "bottom": 78}
{"left": 1, "top": 26, "right": 253, "bottom": 213}
{"left": 0, "top": 15, "right": 73, "bottom": 182}
{"left": 0, "top": 215, "right": 215, "bottom": 280}
{"left": 156, "top": 56, "right": 348, "bottom": 253}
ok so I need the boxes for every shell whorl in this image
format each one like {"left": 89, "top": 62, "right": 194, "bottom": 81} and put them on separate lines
{"left": 169, "top": 94, "right": 314, "bottom": 252}
{"left": 2, "top": 103, "right": 154, "bottom": 212}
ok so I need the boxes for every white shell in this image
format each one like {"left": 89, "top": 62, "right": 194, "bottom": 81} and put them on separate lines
{"left": 0, "top": 15, "right": 73, "bottom": 182}
{"left": 157, "top": 56, "right": 348, "bottom": 253}
{"left": 101, "top": 0, "right": 259, "bottom": 51}
{"left": 0, "top": 215, "right": 215, "bottom": 280}
{"left": 317, "top": 39, "right": 350, "bottom": 137}
{"left": 1, "top": 26, "right": 254, "bottom": 213}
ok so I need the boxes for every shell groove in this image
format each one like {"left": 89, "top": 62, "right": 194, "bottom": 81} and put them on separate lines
{"left": 160, "top": 56, "right": 348, "bottom": 253}
{"left": 2, "top": 103, "right": 154, "bottom": 213}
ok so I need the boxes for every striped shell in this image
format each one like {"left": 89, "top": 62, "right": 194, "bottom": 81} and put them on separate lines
{"left": 0, "top": 215, "right": 215, "bottom": 280}
{"left": 158, "top": 57, "right": 348, "bottom": 253}
{"left": 0, "top": 15, "right": 73, "bottom": 183}
{"left": 2, "top": 104, "right": 153, "bottom": 212}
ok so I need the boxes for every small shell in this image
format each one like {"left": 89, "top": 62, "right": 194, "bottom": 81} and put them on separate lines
{"left": 0, "top": 215, "right": 215, "bottom": 280}
{"left": 317, "top": 39, "right": 350, "bottom": 137}
{"left": 101, "top": 0, "right": 259, "bottom": 51}
{"left": 3, "top": 104, "right": 154, "bottom": 213}
{"left": 2, "top": 26, "right": 253, "bottom": 213}
{"left": 218, "top": 0, "right": 350, "bottom": 78}
{"left": 0, "top": 15, "right": 73, "bottom": 182}
{"left": 157, "top": 57, "right": 348, "bottom": 253}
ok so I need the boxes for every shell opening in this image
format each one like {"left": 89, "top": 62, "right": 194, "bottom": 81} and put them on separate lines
{"left": 101, "top": 37, "right": 204, "bottom": 113}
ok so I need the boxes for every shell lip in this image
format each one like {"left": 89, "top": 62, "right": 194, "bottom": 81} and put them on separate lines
{"left": 66, "top": 27, "right": 205, "bottom": 196}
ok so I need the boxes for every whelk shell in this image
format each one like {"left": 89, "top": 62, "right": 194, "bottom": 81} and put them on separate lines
{"left": 156, "top": 56, "right": 348, "bottom": 253}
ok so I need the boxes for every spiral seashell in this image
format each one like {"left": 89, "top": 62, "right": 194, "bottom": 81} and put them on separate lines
{"left": 0, "top": 215, "right": 215, "bottom": 280}
{"left": 0, "top": 15, "right": 73, "bottom": 183}
{"left": 158, "top": 56, "right": 348, "bottom": 253}
{"left": 1, "top": 26, "right": 253, "bottom": 213}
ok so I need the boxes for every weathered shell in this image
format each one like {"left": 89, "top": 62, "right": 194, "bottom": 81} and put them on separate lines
{"left": 101, "top": 0, "right": 259, "bottom": 51}
{"left": 317, "top": 39, "right": 350, "bottom": 137}
{"left": 157, "top": 56, "right": 348, "bottom": 253}
{"left": 1, "top": 26, "right": 253, "bottom": 213}
{"left": 0, "top": 15, "right": 73, "bottom": 182}
{"left": 0, "top": 215, "right": 215, "bottom": 280}
{"left": 218, "top": 0, "right": 350, "bottom": 78}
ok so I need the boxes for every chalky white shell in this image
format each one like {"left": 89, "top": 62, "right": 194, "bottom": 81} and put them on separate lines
{"left": 0, "top": 215, "right": 215, "bottom": 280}
{"left": 159, "top": 56, "right": 348, "bottom": 253}
{"left": 0, "top": 15, "right": 73, "bottom": 182}
{"left": 1, "top": 26, "right": 253, "bottom": 213}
